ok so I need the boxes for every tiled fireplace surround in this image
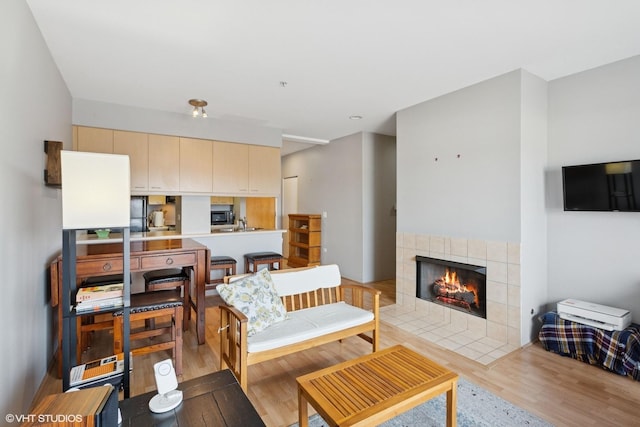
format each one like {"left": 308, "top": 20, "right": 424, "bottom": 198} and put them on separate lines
{"left": 384, "top": 233, "right": 521, "bottom": 364}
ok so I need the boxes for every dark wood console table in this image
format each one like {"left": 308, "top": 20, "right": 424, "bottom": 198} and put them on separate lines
{"left": 50, "top": 238, "right": 210, "bottom": 375}
{"left": 119, "top": 369, "right": 265, "bottom": 426}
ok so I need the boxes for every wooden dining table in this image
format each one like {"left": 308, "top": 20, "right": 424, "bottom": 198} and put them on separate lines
{"left": 50, "top": 238, "right": 210, "bottom": 376}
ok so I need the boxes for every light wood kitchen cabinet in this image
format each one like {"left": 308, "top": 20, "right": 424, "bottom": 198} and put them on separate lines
{"left": 71, "top": 126, "right": 281, "bottom": 195}
{"left": 211, "top": 196, "right": 234, "bottom": 204}
{"left": 288, "top": 214, "right": 322, "bottom": 267}
{"left": 148, "top": 195, "right": 167, "bottom": 205}
{"left": 212, "top": 141, "right": 249, "bottom": 194}
{"left": 114, "top": 130, "right": 148, "bottom": 192}
{"left": 72, "top": 125, "right": 77, "bottom": 150}
{"left": 249, "top": 145, "right": 281, "bottom": 195}
{"left": 75, "top": 126, "right": 113, "bottom": 153}
{"left": 180, "top": 137, "right": 213, "bottom": 193}
{"left": 148, "top": 134, "right": 180, "bottom": 192}
{"left": 247, "top": 197, "right": 276, "bottom": 229}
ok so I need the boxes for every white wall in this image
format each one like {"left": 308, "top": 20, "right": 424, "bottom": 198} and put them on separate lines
{"left": 520, "top": 71, "right": 549, "bottom": 343}
{"left": 397, "top": 70, "right": 522, "bottom": 242}
{"left": 1, "top": 1, "right": 71, "bottom": 414}
{"left": 547, "top": 55, "right": 640, "bottom": 321}
{"left": 281, "top": 132, "right": 396, "bottom": 283}
{"left": 282, "top": 133, "right": 364, "bottom": 280}
{"left": 73, "top": 99, "right": 283, "bottom": 148}
{"left": 397, "top": 58, "right": 640, "bottom": 339}
{"left": 397, "top": 70, "right": 550, "bottom": 345}
{"left": 362, "top": 133, "right": 397, "bottom": 282}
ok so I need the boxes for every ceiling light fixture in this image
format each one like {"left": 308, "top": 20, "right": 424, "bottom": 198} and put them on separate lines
{"left": 282, "top": 134, "right": 330, "bottom": 144}
{"left": 189, "top": 99, "right": 208, "bottom": 118}
{"left": 349, "top": 115, "right": 363, "bottom": 120}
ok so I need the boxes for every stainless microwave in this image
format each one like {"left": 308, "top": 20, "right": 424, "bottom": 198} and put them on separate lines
{"left": 211, "top": 210, "right": 234, "bottom": 225}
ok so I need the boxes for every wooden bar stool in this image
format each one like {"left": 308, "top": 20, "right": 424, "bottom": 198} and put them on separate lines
{"left": 208, "top": 256, "right": 237, "bottom": 290}
{"left": 243, "top": 251, "right": 283, "bottom": 273}
{"left": 113, "top": 289, "right": 183, "bottom": 376}
{"left": 143, "top": 268, "right": 190, "bottom": 331}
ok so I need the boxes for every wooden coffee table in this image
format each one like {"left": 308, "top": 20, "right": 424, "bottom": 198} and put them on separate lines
{"left": 297, "top": 345, "right": 458, "bottom": 427}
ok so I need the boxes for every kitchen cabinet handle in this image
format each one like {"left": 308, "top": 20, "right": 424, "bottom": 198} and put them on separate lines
{"left": 102, "top": 263, "right": 112, "bottom": 272}
{"left": 166, "top": 257, "right": 174, "bottom": 265}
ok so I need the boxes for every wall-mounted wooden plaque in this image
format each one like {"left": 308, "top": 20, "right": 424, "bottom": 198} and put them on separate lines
{"left": 44, "top": 140, "right": 62, "bottom": 187}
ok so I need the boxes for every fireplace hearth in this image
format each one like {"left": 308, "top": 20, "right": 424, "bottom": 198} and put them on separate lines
{"left": 416, "top": 256, "right": 487, "bottom": 319}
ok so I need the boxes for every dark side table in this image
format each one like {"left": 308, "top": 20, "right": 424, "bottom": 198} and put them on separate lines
{"left": 119, "top": 369, "right": 265, "bottom": 426}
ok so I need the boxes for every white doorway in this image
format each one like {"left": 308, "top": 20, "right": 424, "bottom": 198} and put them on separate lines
{"left": 282, "top": 176, "right": 298, "bottom": 259}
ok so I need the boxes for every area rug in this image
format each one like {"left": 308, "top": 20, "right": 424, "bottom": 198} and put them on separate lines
{"left": 290, "top": 377, "right": 552, "bottom": 427}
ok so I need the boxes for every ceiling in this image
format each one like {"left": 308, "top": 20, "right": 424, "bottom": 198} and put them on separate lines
{"left": 27, "top": 1, "right": 640, "bottom": 152}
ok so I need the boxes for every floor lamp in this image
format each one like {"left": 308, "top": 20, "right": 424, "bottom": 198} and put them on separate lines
{"left": 60, "top": 151, "right": 132, "bottom": 396}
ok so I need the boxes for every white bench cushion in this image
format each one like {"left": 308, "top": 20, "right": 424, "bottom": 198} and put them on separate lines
{"left": 270, "top": 264, "right": 341, "bottom": 296}
{"left": 247, "top": 302, "right": 374, "bottom": 353}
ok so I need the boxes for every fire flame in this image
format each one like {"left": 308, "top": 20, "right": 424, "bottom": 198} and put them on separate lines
{"left": 439, "top": 269, "right": 479, "bottom": 306}
{"left": 444, "top": 270, "right": 459, "bottom": 287}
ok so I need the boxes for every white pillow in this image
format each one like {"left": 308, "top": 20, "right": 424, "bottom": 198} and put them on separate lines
{"left": 217, "top": 268, "right": 287, "bottom": 336}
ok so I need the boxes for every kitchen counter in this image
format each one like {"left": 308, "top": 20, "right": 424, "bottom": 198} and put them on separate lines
{"left": 193, "top": 230, "right": 286, "bottom": 274}
{"left": 76, "top": 228, "right": 287, "bottom": 274}
{"left": 76, "top": 228, "right": 286, "bottom": 245}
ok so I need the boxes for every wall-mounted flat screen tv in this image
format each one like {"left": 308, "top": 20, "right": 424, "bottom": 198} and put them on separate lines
{"left": 562, "top": 160, "right": 640, "bottom": 212}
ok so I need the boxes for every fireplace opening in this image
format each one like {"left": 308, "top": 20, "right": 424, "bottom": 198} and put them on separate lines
{"left": 416, "top": 256, "right": 487, "bottom": 319}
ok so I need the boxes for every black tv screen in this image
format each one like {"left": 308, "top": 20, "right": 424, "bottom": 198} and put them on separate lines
{"left": 562, "top": 160, "right": 640, "bottom": 211}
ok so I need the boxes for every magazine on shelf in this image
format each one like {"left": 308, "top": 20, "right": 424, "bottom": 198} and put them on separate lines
{"left": 69, "top": 353, "right": 133, "bottom": 388}
{"left": 76, "top": 283, "right": 123, "bottom": 302}
{"left": 75, "top": 296, "right": 123, "bottom": 312}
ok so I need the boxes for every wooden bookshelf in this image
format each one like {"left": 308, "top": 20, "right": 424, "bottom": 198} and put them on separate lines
{"left": 288, "top": 214, "right": 321, "bottom": 267}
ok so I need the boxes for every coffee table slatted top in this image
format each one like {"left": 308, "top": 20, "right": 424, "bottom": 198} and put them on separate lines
{"left": 297, "top": 345, "right": 459, "bottom": 426}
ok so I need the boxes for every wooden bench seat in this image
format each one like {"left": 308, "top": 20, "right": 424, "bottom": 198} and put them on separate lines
{"left": 218, "top": 264, "right": 379, "bottom": 391}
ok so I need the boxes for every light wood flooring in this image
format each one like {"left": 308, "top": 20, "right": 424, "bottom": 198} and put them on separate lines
{"left": 33, "top": 277, "right": 639, "bottom": 426}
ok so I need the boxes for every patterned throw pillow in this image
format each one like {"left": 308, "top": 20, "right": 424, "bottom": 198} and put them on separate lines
{"left": 217, "top": 268, "right": 288, "bottom": 336}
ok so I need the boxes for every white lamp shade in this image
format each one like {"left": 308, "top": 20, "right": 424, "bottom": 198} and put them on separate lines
{"left": 61, "top": 151, "right": 131, "bottom": 230}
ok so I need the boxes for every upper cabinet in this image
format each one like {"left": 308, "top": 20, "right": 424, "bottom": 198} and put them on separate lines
{"left": 180, "top": 137, "right": 213, "bottom": 193}
{"left": 76, "top": 126, "right": 113, "bottom": 153}
{"left": 73, "top": 126, "right": 281, "bottom": 196}
{"left": 212, "top": 141, "right": 249, "bottom": 194}
{"left": 75, "top": 127, "right": 147, "bottom": 192}
{"left": 249, "top": 145, "right": 281, "bottom": 195}
{"left": 148, "top": 134, "right": 180, "bottom": 192}
{"left": 211, "top": 196, "right": 234, "bottom": 204}
{"left": 212, "top": 143, "right": 280, "bottom": 196}
{"left": 114, "top": 130, "right": 148, "bottom": 192}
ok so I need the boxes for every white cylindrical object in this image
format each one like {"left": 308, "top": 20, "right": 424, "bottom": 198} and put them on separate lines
{"left": 153, "top": 211, "right": 165, "bottom": 227}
